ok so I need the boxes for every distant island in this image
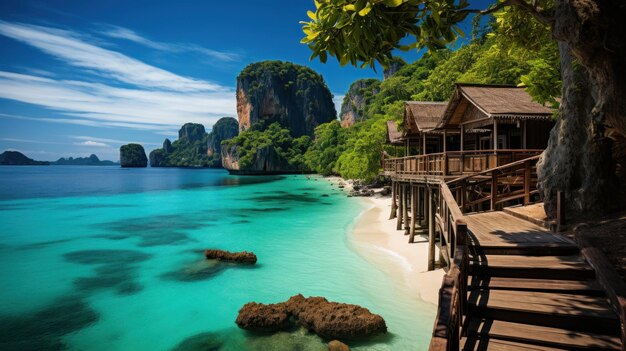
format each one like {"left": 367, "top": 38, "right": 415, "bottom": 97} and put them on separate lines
{"left": 0, "top": 151, "right": 49, "bottom": 165}
{"left": 52, "top": 154, "right": 117, "bottom": 166}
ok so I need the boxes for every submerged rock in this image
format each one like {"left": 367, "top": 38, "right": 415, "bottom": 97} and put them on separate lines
{"left": 205, "top": 249, "right": 257, "bottom": 264}
{"left": 328, "top": 340, "right": 350, "bottom": 351}
{"left": 236, "top": 294, "right": 386, "bottom": 341}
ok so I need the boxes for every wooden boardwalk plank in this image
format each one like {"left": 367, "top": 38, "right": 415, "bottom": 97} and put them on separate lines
{"left": 462, "top": 337, "right": 567, "bottom": 351}
{"left": 467, "top": 318, "right": 622, "bottom": 350}
{"left": 469, "top": 276, "right": 603, "bottom": 295}
{"left": 465, "top": 212, "right": 572, "bottom": 246}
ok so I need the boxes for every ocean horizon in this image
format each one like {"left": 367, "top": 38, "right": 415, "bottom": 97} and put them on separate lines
{"left": 0, "top": 166, "right": 434, "bottom": 350}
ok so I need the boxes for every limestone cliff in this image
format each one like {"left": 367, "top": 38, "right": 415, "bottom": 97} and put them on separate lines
{"left": 339, "top": 79, "right": 381, "bottom": 128}
{"left": 236, "top": 61, "right": 336, "bottom": 137}
{"left": 150, "top": 120, "right": 237, "bottom": 168}
{"left": 206, "top": 117, "right": 238, "bottom": 165}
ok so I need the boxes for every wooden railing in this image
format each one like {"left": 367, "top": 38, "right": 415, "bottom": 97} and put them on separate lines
{"left": 446, "top": 155, "right": 541, "bottom": 213}
{"left": 429, "top": 181, "right": 468, "bottom": 351}
{"left": 383, "top": 149, "right": 542, "bottom": 179}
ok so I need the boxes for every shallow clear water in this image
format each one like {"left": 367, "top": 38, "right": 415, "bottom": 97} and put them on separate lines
{"left": 0, "top": 166, "right": 434, "bottom": 350}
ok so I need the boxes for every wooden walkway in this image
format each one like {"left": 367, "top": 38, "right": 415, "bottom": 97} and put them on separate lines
{"left": 461, "top": 211, "right": 621, "bottom": 350}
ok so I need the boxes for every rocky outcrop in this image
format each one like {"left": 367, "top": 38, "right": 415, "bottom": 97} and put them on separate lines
{"left": 383, "top": 57, "right": 406, "bottom": 80}
{"left": 0, "top": 151, "right": 49, "bottom": 165}
{"left": 339, "top": 79, "right": 380, "bottom": 128}
{"left": 235, "top": 302, "right": 291, "bottom": 332}
{"left": 119, "top": 144, "right": 147, "bottom": 167}
{"left": 150, "top": 121, "right": 237, "bottom": 168}
{"left": 236, "top": 294, "right": 387, "bottom": 340}
{"left": 204, "top": 249, "right": 257, "bottom": 264}
{"left": 52, "top": 154, "right": 116, "bottom": 166}
{"left": 207, "top": 117, "right": 238, "bottom": 165}
{"left": 236, "top": 61, "right": 336, "bottom": 137}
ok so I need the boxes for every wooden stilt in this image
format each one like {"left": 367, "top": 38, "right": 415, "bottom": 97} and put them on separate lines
{"left": 427, "top": 186, "right": 435, "bottom": 271}
{"left": 397, "top": 184, "right": 404, "bottom": 231}
{"left": 409, "top": 185, "right": 417, "bottom": 242}
{"left": 389, "top": 181, "right": 397, "bottom": 220}
{"left": 403, "top": 184, "right": 410, "bottom": 235}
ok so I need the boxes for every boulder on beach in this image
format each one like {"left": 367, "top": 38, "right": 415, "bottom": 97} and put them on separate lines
{"left": 204, "top": 249, "right": 257, "bottom": 264}
{"left": 235, "top": 294, "right": 386, "bottom": 341}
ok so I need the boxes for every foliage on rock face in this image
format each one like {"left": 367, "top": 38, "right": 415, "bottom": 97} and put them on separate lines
{"left": 150, "top": 120, "right": 238, "bottom": 168}
{"left": 222, "top": 122, "right": 311, "bottom": 171}
{"left": 304, "top": 121, "right": 345, "bottom": 175}
{"left": 120, "top": 144, "right": 147, "bottom": 168}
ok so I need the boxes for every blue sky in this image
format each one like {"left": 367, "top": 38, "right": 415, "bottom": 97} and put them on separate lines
{"left": 0, "top": 0, "right": 490, "bottom": 161}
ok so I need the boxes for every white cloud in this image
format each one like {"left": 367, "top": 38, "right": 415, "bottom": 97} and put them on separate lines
{"left": 75, "top": 140, "right": 108, "bottom": 147}
{"left": 70, "top": 135, "right": 160, "bottom": 146}
{"left": 100, "top": 25, "right": 241, "bottom": 62}
{"left": 0, "top": 137, "right": 65, "bottom": 145}
{"left": 0, "top": 71, "right": 236, "bottom": 130}
{"left": 0, "top": 20, "right": 226, "bottom": 92}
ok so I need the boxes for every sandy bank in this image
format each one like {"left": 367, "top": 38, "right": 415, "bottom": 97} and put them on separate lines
{"left": 348, "top": 196, "right": 444, "bottom": 306}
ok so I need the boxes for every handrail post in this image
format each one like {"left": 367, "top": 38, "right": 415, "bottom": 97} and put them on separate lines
{"left": 442, "top": 153, "right": 447, "bottom": 176}
{"left": 491, "top": 171, "right": 498, "bottom": 211}
{"left": 524, "top": 160, "right": 531, "bottom": 205}
{"left": 556, "top": 191, "right": 566, "bottom": 232}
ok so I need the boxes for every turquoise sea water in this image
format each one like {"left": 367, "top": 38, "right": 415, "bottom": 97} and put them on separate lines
{"left": 0, "top": 166, "right": 434, "bottom": 350}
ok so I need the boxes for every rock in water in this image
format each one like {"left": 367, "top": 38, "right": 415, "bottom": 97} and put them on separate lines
{"left": 204, "top": 249, "right": 257, "bottom": 264}
{"left": 235, "top": 302, "right": 291, "bottom": 332}
{"left": 339, "top": 79, "right": 381, "bottom": 128}
{"left": 235, "top": 294, "right": 386, "bottom": 341}
{"left": 119, "top": 144, "right": 147, "bottom": 168}
{"left": 236, "top": 61, "right": 336, "bottom": 137}
{"left": 328, "top": 340, "right": 350, "bottom": 351}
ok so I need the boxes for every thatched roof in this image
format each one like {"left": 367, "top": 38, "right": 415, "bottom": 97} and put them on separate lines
{"left": 440, "top": 84, "right": 553, "bottom": 127}
{"left": 404, "top": 101, "right": 448, "bottom": 133}
{"left": 386, "top": 120, "right": 404, "bottom": 145}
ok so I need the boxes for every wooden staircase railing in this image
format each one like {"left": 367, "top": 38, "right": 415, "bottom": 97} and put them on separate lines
{"left": 446, "top": 155, "right": 541, "bottom": 213}
{"left": 429, "top": 181, "right": 468, "bottom": 351}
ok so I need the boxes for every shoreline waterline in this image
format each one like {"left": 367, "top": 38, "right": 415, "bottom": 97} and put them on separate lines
{"left": 324, "top": 176, "right": 444, "bottom": 306}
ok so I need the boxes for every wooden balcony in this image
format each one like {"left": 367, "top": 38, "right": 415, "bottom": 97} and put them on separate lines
{"left": 382, "top": 149, "right": 543, "bottom": 182}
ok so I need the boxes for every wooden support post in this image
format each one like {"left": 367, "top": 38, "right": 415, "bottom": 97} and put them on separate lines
{"left": 522, "top": 120, "right": 527, "bottom": 149}
{"left": 397, "top": 184, "right": 404, "bottom": 230}
{"left": 443, "top": 130, "right": 447, "bottom": 153}
{"left": 491, "top": 171, "right": 498, "bottom": 211}
{"left": 417, "top": 186, "right": 423, "bottom": 226}
{"left": 493, "top": 118, "right": 498, "bottom": 152}
{"left": 423, "top": 133, "right": 427, "bottom": 155}
{"left": 428, "top": 186, "right": 436, "bottom": 271}
{"left": 389, "top": 181, "right": 397, "bottom": 220}
{"left": 460, "top": 125, "right": 464, "bottom": 152}
{"left": 409, "top": 185, "right": 417, "bottom": 242}
{"left": 403, "top": 184, "right": 410, "bottom": 235}
{"left": 557, "top": 191, "right": 566, "bottom": 232}
{"left": 523, "top": 160, "right": 531, "bottom": 205}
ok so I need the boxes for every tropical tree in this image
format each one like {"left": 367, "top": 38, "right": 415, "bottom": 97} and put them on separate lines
{"left": 302, "top": 0, "right": 626, "bottom": 219}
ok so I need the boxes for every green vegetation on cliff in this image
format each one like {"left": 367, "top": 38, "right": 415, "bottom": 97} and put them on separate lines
{"left": 120, "top": 144, "right": 147, "bottom": 168}
{"left": 223, "top": 122, "right": 311, "bottom": 172}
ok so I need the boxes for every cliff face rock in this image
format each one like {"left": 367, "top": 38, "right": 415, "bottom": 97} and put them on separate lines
{"left": 383, "top": 58, "right": 406, "bottom": 80}
{"left": 221, "top": 143, "right": 292, "bottom": 174}
{"left": 236, "top": 61, "right": 336, "bottom": 137}
{"left": 150, "top": 121, "right": 237, "bottom": 168}
{"left": 0, "top": 151, "right": 49, "bottom": 165}
{"left": 206, "top": 117, "right": 238, "bottom": 162}
{"left": 120, "top": 144, "right": 147, "bottom": 168}
{"left": 339, "top": 79, "right": 381, "bottom": 128}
